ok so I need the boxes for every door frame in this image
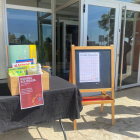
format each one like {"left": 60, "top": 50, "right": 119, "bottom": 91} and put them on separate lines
{"left": 61, "top": 20, "right": 78, "bottom": 73}
{"left": 115, "top": 4, "right": 140, "bottom": 90}
{"left": 82, "top": 0, "right": 120, "bottom": 91}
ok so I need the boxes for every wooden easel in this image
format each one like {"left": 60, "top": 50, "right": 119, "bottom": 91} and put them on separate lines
{"left": 69, "top": 45, "right": 115, "bottom": 130}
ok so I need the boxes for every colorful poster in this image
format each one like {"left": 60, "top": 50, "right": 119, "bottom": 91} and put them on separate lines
{"left": 29, "top": 45, "right": 37, "bottom": 63}
{"left": 79, "top": 52, "right": 100, "bottom": 83}
{"left": 8, "top": 45, "right": 30, "bottom": 67}
{"left": 7, "top": 45, "right": 37, "bottom": 67}
{"left": 19, "top": 74, "right": 44, "bottom": 109}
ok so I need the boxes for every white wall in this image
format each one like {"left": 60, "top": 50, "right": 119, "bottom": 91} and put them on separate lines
{"left": 0, "top": 0, "right": 7, "bottom": 79}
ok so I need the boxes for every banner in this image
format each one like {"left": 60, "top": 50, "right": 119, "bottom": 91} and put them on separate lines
{"left": 19, "top": 74, "right": 44, "bottom": 109}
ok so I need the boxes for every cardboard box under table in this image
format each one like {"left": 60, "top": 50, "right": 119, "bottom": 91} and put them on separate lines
{"left": 7, "top": 70, "right": 49, "bottom": 96}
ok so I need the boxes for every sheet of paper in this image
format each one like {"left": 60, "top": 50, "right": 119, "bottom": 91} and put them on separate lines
{"left": 79, "top": 52, "right": 100, "bottom": 83}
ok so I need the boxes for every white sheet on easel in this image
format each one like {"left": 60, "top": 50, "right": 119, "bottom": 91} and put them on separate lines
{"left": 79, "top": 52, "right": 100, "bottom": 83}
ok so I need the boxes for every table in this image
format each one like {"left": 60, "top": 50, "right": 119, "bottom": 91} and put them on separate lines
{"left": 0, "top": 76, "right": 83, "bottom": 139}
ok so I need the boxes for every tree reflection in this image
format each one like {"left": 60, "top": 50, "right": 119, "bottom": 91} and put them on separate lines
{"left": 8, "top": 33, "right": 34, "bottom": 44}
{"left": 36, "top": 37, "right": 52, "bottom": 66}
{"left": 98, "top": 9, "right": 115, "bottom": 45}
{"left": 8, "top": 32, "right": 52, "bottom": 66}
{"left": 98, "top": 9, "right": 134, "bottom": 46}
{"left": 98, "top": 10, "right": 134, "bottom": 74}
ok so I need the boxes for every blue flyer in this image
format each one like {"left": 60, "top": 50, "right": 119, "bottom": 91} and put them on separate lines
{"left": 16, "top": 59, "right": 34, "bottom": 64}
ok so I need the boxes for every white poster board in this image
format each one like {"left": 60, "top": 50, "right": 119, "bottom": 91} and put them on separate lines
{"left": 79, "top": 52, "right": 100, "bottom": 83}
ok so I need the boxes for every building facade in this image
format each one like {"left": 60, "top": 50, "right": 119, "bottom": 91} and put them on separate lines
{"left": 0, "top": 0, "right": 140, "bottom": 91}
{"left": 0, "top": 0, "right": 7, "bottom": 79}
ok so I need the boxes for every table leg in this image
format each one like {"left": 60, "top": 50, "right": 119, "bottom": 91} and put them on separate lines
{"left": 59, "top": 119, "right": 67, "bottom": 140}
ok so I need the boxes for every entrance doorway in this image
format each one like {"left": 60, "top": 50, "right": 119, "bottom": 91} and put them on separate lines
{"left": 83, "top": 0, "right": 120, "bottom": 90}
{"left": 62, "top": 21, "right": 78, "bottom": 74}
{"left": 117, "top": 7, "right": 140, "bottom": 90}
{"left": 56, "top": 2, "right": 79, "bottom": 81}
{"left": 55, "top": 0, "right": 140, "bottom": 90}
{"left": 83, "top": 0, "right": 140, "bottom": 91}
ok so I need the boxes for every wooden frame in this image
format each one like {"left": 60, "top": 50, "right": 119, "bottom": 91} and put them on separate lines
{"left": 69, "top": 45, "right": 115, "bottom": 130}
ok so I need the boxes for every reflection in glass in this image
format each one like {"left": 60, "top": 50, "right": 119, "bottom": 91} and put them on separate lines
{"left": 87, "top": 5, "right": 115, "bottom": 46}
{"left": 118, "top": 10, "right": 140, "bottom": 87}
{"left": 65, "top": 25, "right": 78, "bottom": 72}
{"left": 56, "top": 2, "right": 79, "bottom": 80}
{"left": 56, "top": 0, "right": 70, "bottom": 7}
{"left": 7, "top": 9, "right": 52, "bottom": 68}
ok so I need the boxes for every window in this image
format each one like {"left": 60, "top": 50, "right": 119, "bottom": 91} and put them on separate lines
{"left": 7, "top": 9, "right": 52, "bottom": 67}
{"left": 87, "top": 5, "right": 115, "bottom": 46}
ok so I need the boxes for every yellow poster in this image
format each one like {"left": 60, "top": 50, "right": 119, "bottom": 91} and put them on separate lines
{"left": 29, "top": 45, "right": 37, "bottom": 63}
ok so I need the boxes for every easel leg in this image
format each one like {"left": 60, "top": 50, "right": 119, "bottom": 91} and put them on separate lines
{"left": 100, "top": 104, "right": 104, "bottom": 113}
{"left": 73, "top": 119, "right": 77, "bottom": 130}
{"left": 111, "top": 102, "right": 115, "bottom": 126}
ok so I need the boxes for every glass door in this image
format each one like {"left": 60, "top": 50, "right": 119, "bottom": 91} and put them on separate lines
{"left": 83, "top": 0, "right": 120, "bottom": 47}
{"left": 83, "top": 0, "right": 120, "bottom": 91}
{"left": 56, "top": 2, "right": 79, "bottom": 81}
{"left": 117, "top": 6, "right": 140, "bottom": 90}
{"left": 62, "top": 21, "right": 78, "bottom": 73}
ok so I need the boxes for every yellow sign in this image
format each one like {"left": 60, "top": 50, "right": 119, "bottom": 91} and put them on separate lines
{"left": 29, "top": 45, "right": 37, "bottom": 63}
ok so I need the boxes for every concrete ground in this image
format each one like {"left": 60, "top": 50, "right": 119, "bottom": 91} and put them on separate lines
{"left": 0, "top": 87, "right": 140, "bottom": 140}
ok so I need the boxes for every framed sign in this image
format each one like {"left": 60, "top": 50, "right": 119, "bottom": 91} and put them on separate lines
{"left": 69, "top": 45, "right": 115, "bottom": 130}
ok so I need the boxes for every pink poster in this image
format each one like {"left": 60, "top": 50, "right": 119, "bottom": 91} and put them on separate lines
{"left": 19, "top": 74, "right": 44, "bottom": 109}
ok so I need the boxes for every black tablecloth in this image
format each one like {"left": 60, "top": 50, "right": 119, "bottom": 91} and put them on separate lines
{"left": 0, "top": 76, "right": 83, "bottom": 134}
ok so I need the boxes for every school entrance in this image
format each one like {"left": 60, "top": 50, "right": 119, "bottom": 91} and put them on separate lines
{"left": 55, "top": 0, "right": 140, "bottom": 91}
